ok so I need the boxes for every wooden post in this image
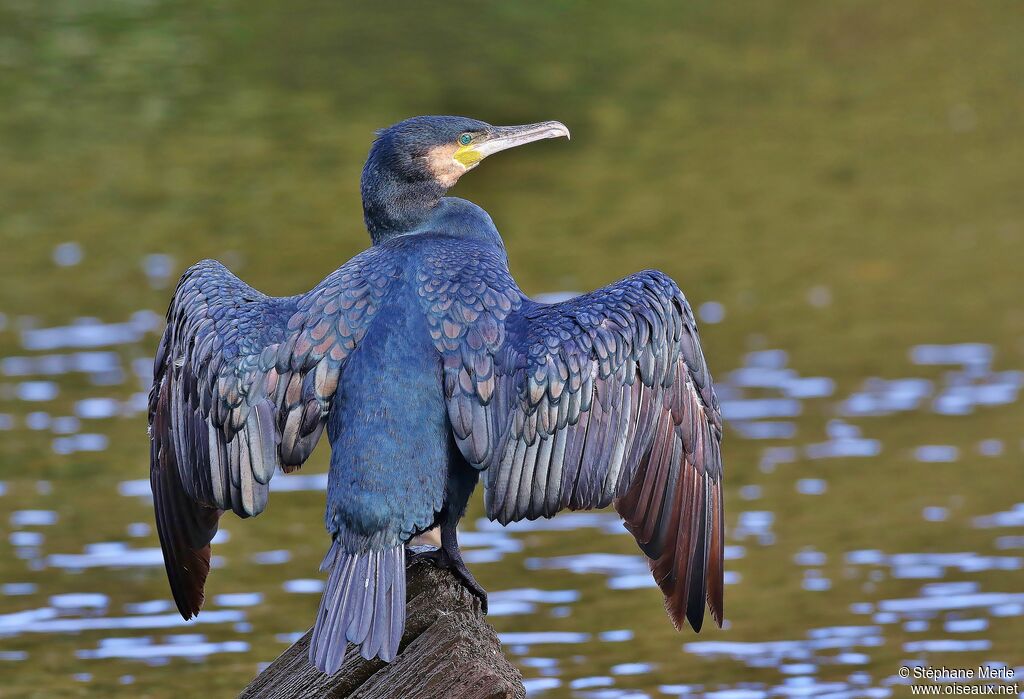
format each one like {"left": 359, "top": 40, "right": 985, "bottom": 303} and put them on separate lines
{"left": 240, "top": 557, "right": 526, "bottom": 699}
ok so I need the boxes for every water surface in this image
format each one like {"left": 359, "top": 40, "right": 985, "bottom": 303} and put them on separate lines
{"left": 1, "top": 2, "right": 1023, "bottom": 697}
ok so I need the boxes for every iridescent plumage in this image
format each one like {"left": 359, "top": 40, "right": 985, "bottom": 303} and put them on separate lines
{"left": 149, "top": 116, "right": 725, "bottom": 672}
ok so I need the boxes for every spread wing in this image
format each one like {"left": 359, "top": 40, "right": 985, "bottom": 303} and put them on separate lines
{"left": 419, "top": 242, "right": 724, "bottom": 631}
{"left": 149, "top": 249, "right": 397, "bottom": 618}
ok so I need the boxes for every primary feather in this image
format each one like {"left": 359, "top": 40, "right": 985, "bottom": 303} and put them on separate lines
{"left": 149, "top": 115, "right": 725, "bottom": 673}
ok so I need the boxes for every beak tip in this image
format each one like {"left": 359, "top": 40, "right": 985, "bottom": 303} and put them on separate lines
{"left": 479, "top": 121, "right": 572, "bottom": 156}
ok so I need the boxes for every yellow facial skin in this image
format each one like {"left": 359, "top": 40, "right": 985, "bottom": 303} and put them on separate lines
{"left": 453, "top": 143, "right": 483, "bottom": 169}
{"left": 430, "top": 122, "right": 569, "bottom": 186}
{"left": 425, "top": 142, "right": 482, "bottom": 187}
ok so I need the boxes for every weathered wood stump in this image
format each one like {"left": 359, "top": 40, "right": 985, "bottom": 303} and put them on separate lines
{"left": 240, "top": 557, "right": 525, "bottom": 699}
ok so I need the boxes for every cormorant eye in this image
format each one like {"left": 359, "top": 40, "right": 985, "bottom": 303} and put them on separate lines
{"left": 458, "top": 133, "right": 473, "bottom": 146}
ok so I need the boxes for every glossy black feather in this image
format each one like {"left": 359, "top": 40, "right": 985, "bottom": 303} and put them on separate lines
{"left": 420, "top": 241, "right": 726, "bottom": 631}
{"left": 148, "top": 250, "right": 397, "bottom": 621}
{"left": 150, "top": 115, "right": 725, "bottom": 669}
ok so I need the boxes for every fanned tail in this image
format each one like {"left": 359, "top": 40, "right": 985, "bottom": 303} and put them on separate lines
{"left": 309, "top": 541, "right": 406, "bottom": 672}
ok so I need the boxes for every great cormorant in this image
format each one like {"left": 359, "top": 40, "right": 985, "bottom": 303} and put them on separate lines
{"left": 149, "top": 115, "right": 725, "bottom": 673}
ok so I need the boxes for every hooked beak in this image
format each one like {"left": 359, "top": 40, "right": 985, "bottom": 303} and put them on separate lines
{"left": 454, "top": 121, "right": 570, "bottom": 170}
{"left": 476, "top": 121, "right": 571, "bottom": 158}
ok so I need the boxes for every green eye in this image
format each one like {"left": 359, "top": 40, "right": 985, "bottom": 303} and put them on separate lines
{"left": 459, "top": 133, "right": 473, "bottom": 146}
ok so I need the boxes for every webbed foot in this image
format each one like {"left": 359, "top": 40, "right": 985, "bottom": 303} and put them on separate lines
{"left": 408, "top": 527, "right": 488, "bottom": 613}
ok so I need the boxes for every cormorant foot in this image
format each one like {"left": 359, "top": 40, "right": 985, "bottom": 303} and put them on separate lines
{"left": 407, "top": 545, "right": 488, "bottom": 613}
{"left": 449, "top": 557, "right": 488, "bottom": 614}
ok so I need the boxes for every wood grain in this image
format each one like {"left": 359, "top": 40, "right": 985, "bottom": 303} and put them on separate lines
{"left": 240, "top": 557, "right": 525, "bottom": 699}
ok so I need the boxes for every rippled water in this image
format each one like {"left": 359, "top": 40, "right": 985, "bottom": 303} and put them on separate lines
{"left": 2, "top": 3, "right": 1024, "bottom": 695}
{"left": 1, "top": 276, "right": 1021, "bottom": 698}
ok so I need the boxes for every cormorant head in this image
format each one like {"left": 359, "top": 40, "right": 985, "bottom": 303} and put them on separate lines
{"left": 361, "top": 115, "right": 569, "bottom": 240}
{"left": 369, "top": 115, "right": 570, "bottom": 188}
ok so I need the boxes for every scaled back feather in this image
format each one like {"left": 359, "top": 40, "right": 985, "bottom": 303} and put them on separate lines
{"left": 418, "top": 239, "right": 725, "bottom": 630}
{"left": 149, "top": 251, "right": 399, "bottom": 618}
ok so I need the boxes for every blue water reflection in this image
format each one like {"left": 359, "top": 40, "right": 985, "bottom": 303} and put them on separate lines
{"left": 1, "top": 296, "right": 1021, "bottom": 697}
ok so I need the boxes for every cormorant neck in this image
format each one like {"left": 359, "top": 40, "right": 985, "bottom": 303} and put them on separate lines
{"left": 361, "top": 161, "right": 448, "bottom": 244}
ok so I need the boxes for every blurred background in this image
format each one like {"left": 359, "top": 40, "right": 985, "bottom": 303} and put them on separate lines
{"left": 1, "top": 1, "right": 1022, "bottom": 697}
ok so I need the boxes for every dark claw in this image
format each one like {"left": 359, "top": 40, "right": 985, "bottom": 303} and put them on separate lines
{"left": 450, "top": 560, "right": 488, "bottom": 614}
{"left": 407, "top": 544, "right": 488, "bottom": 614}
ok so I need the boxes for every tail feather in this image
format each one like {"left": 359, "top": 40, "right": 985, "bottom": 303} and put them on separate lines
{"left": 388, "top": 554, "right": 405, "bottom": 654}
{"left": 311, "top": 551, "right": 354, "bottom": 672}
{"left": 309, "top": 541, "right": 406, "bottom": 673}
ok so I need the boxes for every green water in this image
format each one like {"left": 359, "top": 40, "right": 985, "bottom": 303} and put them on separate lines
{"left": 1, "top": 2, "right": 1022, "bottom": 697}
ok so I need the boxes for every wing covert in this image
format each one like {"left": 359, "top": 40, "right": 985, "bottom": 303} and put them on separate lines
{"left": 149, "top": 249, "right": 398, "bottom": 617}
{"left": 427, "top": 257, "right": 725, "bottom": 631}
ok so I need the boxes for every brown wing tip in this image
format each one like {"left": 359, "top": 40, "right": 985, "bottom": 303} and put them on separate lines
{"left": 151, "top": 446, "right": 218, "bottom": 621}
{"left": 665, "top": 599, "right": 684, "bottom": 631}
{"left": 660, "top": 569, "right": 724, "bottom": 632}
{"left": 653, "top": 552, "right": 701, "bottom": 633}
{"left": 710, "top": 603, "right": 724, "bottom": 628}
{"left": 169, "top": 543, "right": 212, "bottom": 620}
{"left": 706, "top": 479, "right": 725, "bottom": 628}
{"left": 654, "top": 476, "right": 725, "bottom": 633}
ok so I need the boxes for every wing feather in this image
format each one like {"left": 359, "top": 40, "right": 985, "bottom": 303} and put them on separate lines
{"left": 421, "top": 245, "right": 725, "bottom": 631}
{"left": 149, "top": 250, "right": 397, "bottom": 618}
